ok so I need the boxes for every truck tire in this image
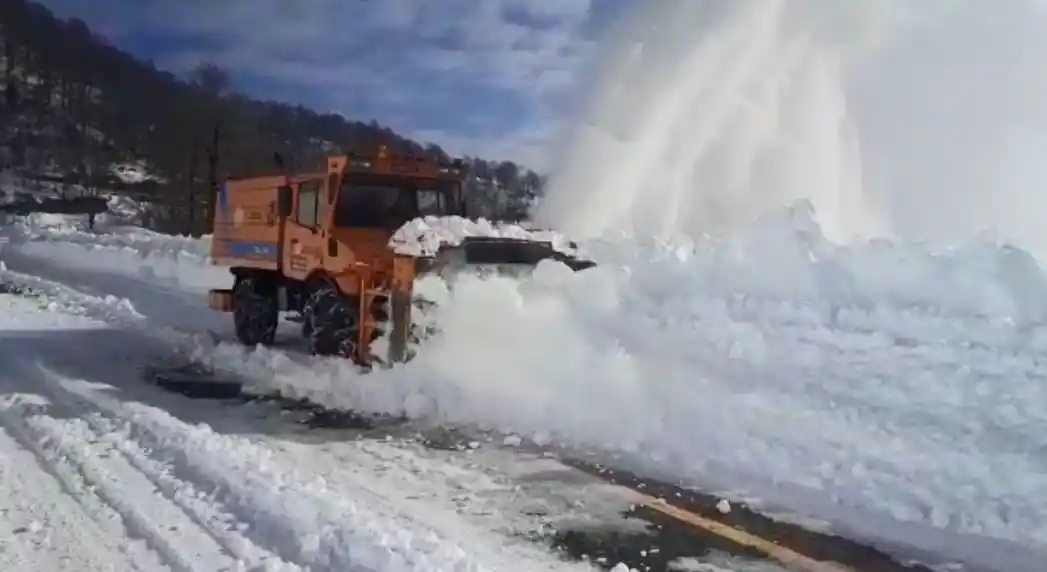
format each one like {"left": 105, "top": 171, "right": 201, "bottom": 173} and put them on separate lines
{"left": 233, "top": 275, "right": 278, "bottom": 346}
{"left": 306, "top": 284, "right": 358, "bottom": 358}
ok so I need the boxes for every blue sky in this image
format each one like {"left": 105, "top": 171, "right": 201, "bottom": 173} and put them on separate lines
{"left": 38, "top": 0, "right": 630, "bottom": 168}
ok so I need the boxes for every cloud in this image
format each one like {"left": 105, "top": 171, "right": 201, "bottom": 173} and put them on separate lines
{"left": 40, "top": 0, "right": 619, "bottom": 168}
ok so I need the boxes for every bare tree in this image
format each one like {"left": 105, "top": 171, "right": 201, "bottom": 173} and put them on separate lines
{"left": 0, "top": 3, "right": 548, "bottom": 231}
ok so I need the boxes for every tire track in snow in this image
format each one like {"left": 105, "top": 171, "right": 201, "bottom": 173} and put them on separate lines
{"left": 0, "top": 422, "right": 166, "bottom": 571}
{"left": 47, "top": 367, "right": 590, "bottom": 572}
{"left": 0, "top": 394, "right": 246, "bottom": 572}
{"left": 5, "top": 365, "right": 301, "bottom": 572}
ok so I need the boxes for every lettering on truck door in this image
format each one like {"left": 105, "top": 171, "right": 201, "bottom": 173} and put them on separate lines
{"left": 283, "top": 180, "right": 324, "bottom": 280}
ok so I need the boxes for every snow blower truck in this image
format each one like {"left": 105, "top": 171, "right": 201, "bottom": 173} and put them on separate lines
{"left": 207, "top": 146, "right": 594, "bottom": 366}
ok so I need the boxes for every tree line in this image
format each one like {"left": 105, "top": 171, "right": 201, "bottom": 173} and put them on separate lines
{"left": 0, "top": 1, "right": 544, "bottom": 235}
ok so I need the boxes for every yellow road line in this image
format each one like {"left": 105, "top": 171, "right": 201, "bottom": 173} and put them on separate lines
{"left": 618, "top": 487, "right": 855, "bottom": 572}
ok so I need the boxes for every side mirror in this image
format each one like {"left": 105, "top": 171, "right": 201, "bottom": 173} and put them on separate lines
{"left": 277, "top": 185, "right": 293, "bottom": 217}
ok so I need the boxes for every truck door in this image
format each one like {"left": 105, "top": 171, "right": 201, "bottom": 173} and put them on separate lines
{"left": 283, "top": 180, "right": 324, "bottom": 281}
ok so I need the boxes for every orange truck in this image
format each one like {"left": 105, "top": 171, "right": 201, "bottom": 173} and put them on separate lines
{"left": 207, "top": 146, "right": 593, "bottom": 366}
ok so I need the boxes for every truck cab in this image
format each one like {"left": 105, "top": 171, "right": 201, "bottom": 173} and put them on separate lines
{"left": 209, "top": 147, "right": 469, "bottom": 364}
{"left": 332, "top": 168, "right": 465, "bottom": 228}
{"left": 274, "top": 148, "right": 467, "bottom": 285}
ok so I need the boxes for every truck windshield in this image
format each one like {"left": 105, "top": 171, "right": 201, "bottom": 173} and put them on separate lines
{"left": 334, "top": 178, "right": 458, "bottom": 228}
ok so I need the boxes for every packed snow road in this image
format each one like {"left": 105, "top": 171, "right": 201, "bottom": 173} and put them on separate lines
{"left": 0, "top": 293, "right": 625, "bottom": 572}
{"left": 0, "top": 295, "right": 253, "bottom": 571}
{"left": 0, "top": 404, "right": 167, "bottom": 571}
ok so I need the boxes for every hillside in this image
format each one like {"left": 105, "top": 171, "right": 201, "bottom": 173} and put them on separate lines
{"left": 0, "top": 0, "right": 541, "bottom": 235}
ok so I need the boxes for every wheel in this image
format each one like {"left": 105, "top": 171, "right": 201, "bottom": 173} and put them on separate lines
{"left": 232, "top": 275, "right": 278, "bottom": 346}
{"left": 305, "top": 283, "right": 358, "bottom": 358}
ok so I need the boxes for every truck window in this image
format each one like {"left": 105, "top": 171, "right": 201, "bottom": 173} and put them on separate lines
{"left": 333, "top": 178, "right": 458, "bottom": 228}
{"left": 297, "top": 181, "right": 320, "bottom": 228}
{"left": 335, "top": 184, "right": 404, "bottom": 227}
{"left": 417, "top": 189, "right": 445, "bottom": 217}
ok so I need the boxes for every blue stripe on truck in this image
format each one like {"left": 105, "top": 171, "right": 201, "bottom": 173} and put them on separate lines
{"left": 225, "top": 241, "right": 278, "bottom": 260}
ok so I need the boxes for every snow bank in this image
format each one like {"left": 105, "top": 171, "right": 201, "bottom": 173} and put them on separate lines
{"left": 390, "top": 215, "right": 578, "bottom": 256}
{"left": 10, "top": 220, "right": 212, "bottom": 260}
{"left": 0, "top": 226, "right": 225, "bottom": 337}
{"left": 3, "top": 235, "right": 222, "bottom": 295}
{"left": 235, "top": 203, "right": 1047, "bottom": 563}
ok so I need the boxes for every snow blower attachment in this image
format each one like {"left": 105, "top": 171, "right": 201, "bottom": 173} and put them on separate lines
{"left": 207, "top": 146, "right": 594, "bottom": 367}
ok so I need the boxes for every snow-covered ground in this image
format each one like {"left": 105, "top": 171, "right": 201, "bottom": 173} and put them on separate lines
{"left": 1, "top": 162, "right": 159, "bottom": 227}
{"left": 109, "top": 161, "right": 164, "bottom": 184}
{"left": 0, "top": 293, "right": 642, "bottom": 571}
{"left": 3, "top": 206, "right": 1047, "bottom": 571}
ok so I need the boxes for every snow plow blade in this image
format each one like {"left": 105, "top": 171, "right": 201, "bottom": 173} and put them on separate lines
{"left": 385, "top": 236, "right": 594, "bottom": 363}
{"left": 420, "top": 236, "right": 595, "bottom": 280}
